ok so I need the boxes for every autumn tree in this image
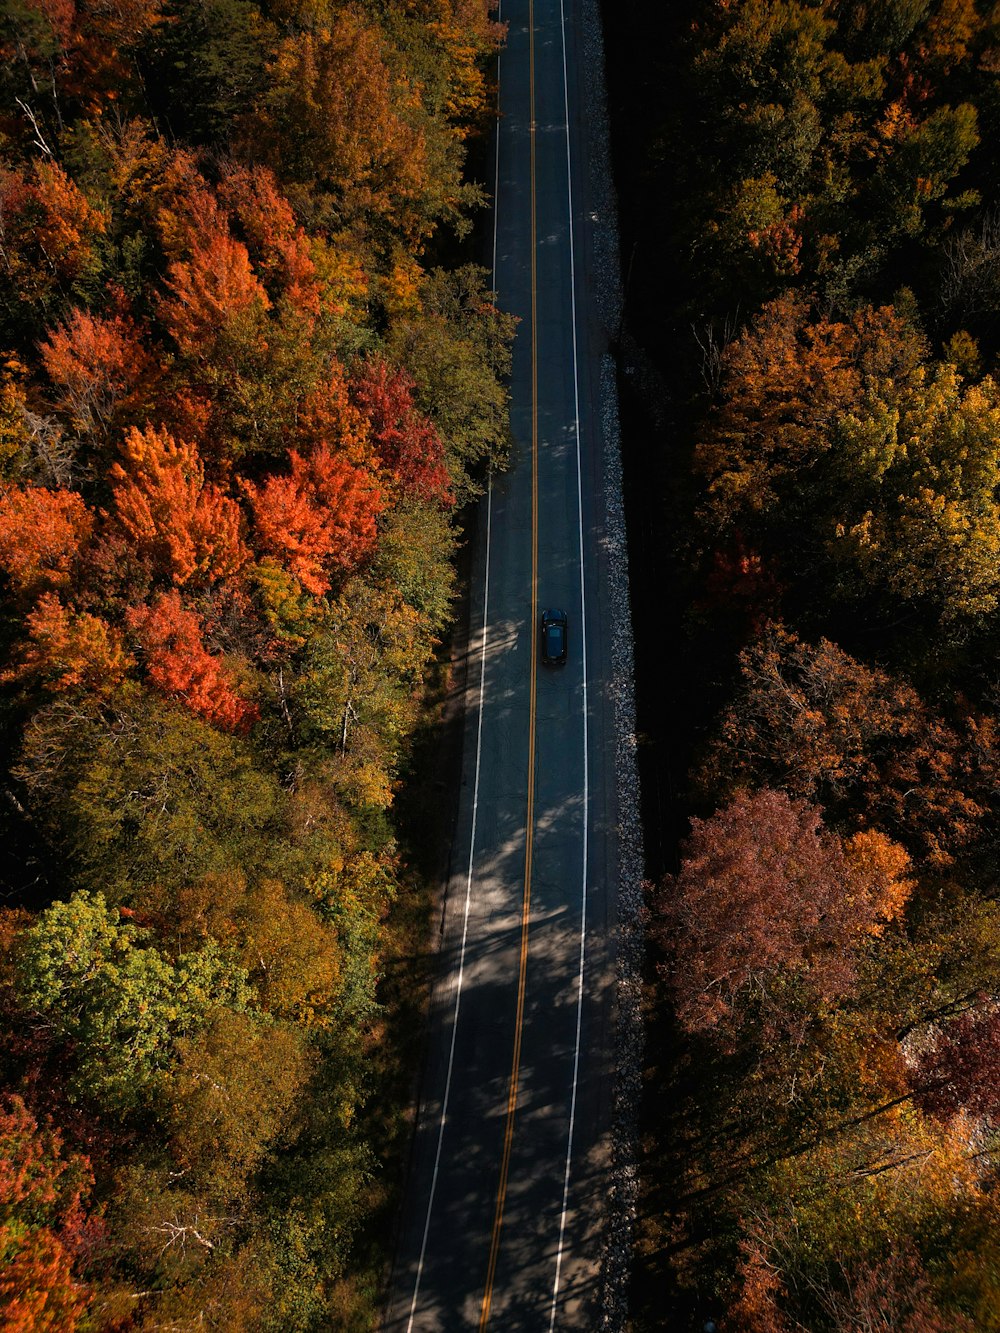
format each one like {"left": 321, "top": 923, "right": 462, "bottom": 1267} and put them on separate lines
{"left": 146, "top": 871, "right": 346, "bottom": 1028}
{"left": 0, "top": 161, "right": 106, "bottom": 313}
{"left": 0, "top": 486, "right": 92, "bottom": 599}
{"left": 695, "top": 296, "right": 926, "bottom": 529}
{"left": 158, "top": 215, "right": 271, "bottom": 359}
{"left": 912, "top": 1007, "right": 1000, "bottom": 1121}
{"left": 39, "top": 304, "right": 160, "bottom": 449}
{"left": 728, "top": 1229, "right": 976, "bottom": 1333}
{"left": 372, "top": 497, "right": 456, "bottom": 630}
{"left": 654, "top": 788, "right": 913, "bottom": 1037}
{"left": 352, "top": 358, "right": 452, "bottom": 505}
{"left": 128, "top": 591, "right": 259, "bottom": 732}
{"left": 109, "top": 424, "right": 248, "bottom": 587}
{"left": 295, "top": 578, "right": 433, "bottom": 807}
{"left": 0, "top": 1094, "right": 95, "bottom": 1333}
{"left": 867, "top": 102, "right": 979, "bottom": 242}
{"left": 254, "top": 14, "right": 429, "bottom": 236}
{"left": 217, "top": 163, "right": 320, "bottom": 317}
{"left": 244, "top": 444, "right": 382, "bottom": 597}
{"left": 4, "top": 593, "right": 133, "bottom": 696}
{"left": 827, "top": 364, "right": 1000, "bottom": 620}
{"left": 698, "top": 625, "right": 996, "bottom": 866}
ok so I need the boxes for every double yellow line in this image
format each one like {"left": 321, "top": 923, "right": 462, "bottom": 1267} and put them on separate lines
{"left": 479, "top": 0, "right": 539, "bottom": 1323}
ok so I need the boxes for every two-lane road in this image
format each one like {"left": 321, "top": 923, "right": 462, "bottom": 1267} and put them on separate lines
{"left": 384, "top": 0, "right": 621, "bottom": 1325}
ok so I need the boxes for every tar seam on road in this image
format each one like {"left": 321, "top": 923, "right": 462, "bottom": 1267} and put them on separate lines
{"left": 548, "top": 0, "right": 589, "bottom": 1320}
{"left": 479, "top": 0, "right": 539, "bottom": 1320}
{"left": 402, "top": 9, "right": 504, "bottom": 1326}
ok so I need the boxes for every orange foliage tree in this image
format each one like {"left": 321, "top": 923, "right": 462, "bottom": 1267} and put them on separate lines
{"left": 4, "top": 593, "right": 133, "bottom": 695}
{"left": 159, "top": 216, "right": 270, "bottom": 357}
{"left": 0, "top": 487, "right": 92, "bottom": 597}
{"left": 109, "top": 425, "right": 248, "bottom": 587}
{"left": 128, "top": 590, "right": 258, "bottom": 733}
{"left": 39, "top": 304, "right": 160, "bottom": 446}
{"left": 245, "top": 445, "right": 382, "bottom": 597}
{"left": 297, "top": 361, "right": 371, "bottom": 462}
{"left": 0, "top": 161, "right": 105, "bottom": 305}
{"left": 695, "top": 296, "right": 927, "bottom": 527}
{"left": 258, "top": 14, "right": 429, "bottom": 235}
{"left": 0, "top": 1093, "right": 95, "bottom": 1333}
{"left": 28, "top": 161, "right": 107, "bottom": 289}
{"left": 218, "top": 165, "right": 320, "bottom": 318}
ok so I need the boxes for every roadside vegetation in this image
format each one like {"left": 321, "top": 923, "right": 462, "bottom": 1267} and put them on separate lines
{"left": 0, "top": 1, "right": 514, "bottom": 1327}
{"left": 604, "top": 1, "right": 1000, "bottom": 1328}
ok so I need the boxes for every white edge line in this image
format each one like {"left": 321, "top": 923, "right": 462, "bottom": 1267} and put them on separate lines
{"left": 404, "top": 12, "right": 502, "bottom": 1327}
{"left": 549, "top": 0, "right": 589, "bottom": 1322}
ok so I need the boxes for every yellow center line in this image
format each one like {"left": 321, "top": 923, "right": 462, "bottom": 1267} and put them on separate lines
{"left": 479, "top": 0, "right": 538, "bottom": 1323}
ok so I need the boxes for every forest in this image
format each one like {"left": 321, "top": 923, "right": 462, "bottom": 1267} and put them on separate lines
{"left": 0, "top": 0, "right": 513, "bottom": 1328}
{"left": 604, "top": 0, "right": 1000, "bottom": 1329}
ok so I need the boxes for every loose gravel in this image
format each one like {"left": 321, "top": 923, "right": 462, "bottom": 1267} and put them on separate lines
{"left": 576, "top": 0, "right": 646, "bottom": 1327}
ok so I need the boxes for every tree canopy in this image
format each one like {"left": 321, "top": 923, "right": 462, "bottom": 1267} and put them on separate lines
{"left": 0, "top": 0, "right": 510, "bottom": 1324}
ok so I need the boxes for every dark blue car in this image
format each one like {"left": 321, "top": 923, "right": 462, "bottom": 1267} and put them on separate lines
{"left": 541, "top": 608, "right": 568, "bottom": 666}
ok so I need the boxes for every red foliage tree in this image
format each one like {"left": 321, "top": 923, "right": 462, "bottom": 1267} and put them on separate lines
{"left": 728, "top": 1236, "right": 974, "bottom": 1333}
{"left": 698, "top": 532, "right": 783, "bottom": 629}
{"left": 128, "top": 591, "right": 258, "bottom": 733}
{"left": 913, "top": 1008, "right": 1000, "bottom": 1122}
{"left": 655, "top": 789, "right": 898, "bottom": 1036}
{"left": 109, "top": 424, "right": 248, "bottom": 587}
{"left": 352, "top": 360, "right": 452, "bottom": 505}
{"left": 0, "top": 1094, "right": 95, "bottom": 1332}
{"left": 0, "top": 488, "right": 92, "bottom": 597}
{"left": 699, "top": 625, "right": 995, "bottom": 867}
{"left": 820, "top": 1247, "right": 975, "bottom": 1333}
{"left": 245, "top": 445, "right": 382, "bottom": 596}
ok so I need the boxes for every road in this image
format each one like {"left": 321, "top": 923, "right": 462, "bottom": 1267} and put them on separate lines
{"left": 384, "top": 0, "right": 622, "bottom": 1326}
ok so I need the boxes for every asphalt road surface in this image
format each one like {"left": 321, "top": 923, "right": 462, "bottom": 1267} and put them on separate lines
{"left": 384, "top": 0, "right": 621, "bottom": 1326}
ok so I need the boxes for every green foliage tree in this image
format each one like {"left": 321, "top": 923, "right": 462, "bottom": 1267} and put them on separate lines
{"left": 14, "top": 691, "right": 289, "bottom": 900}
{"left": 387, "top": 265, "right": 515, "bottom": 502}
{"left": 143, "top": 0, "right": 277, "bottom": 144}
{"left": 15, "top": 891, "right": 253, "bottom": 1108}
{"left": 827, "top": 365, "right": 1000, "bottom": 619}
